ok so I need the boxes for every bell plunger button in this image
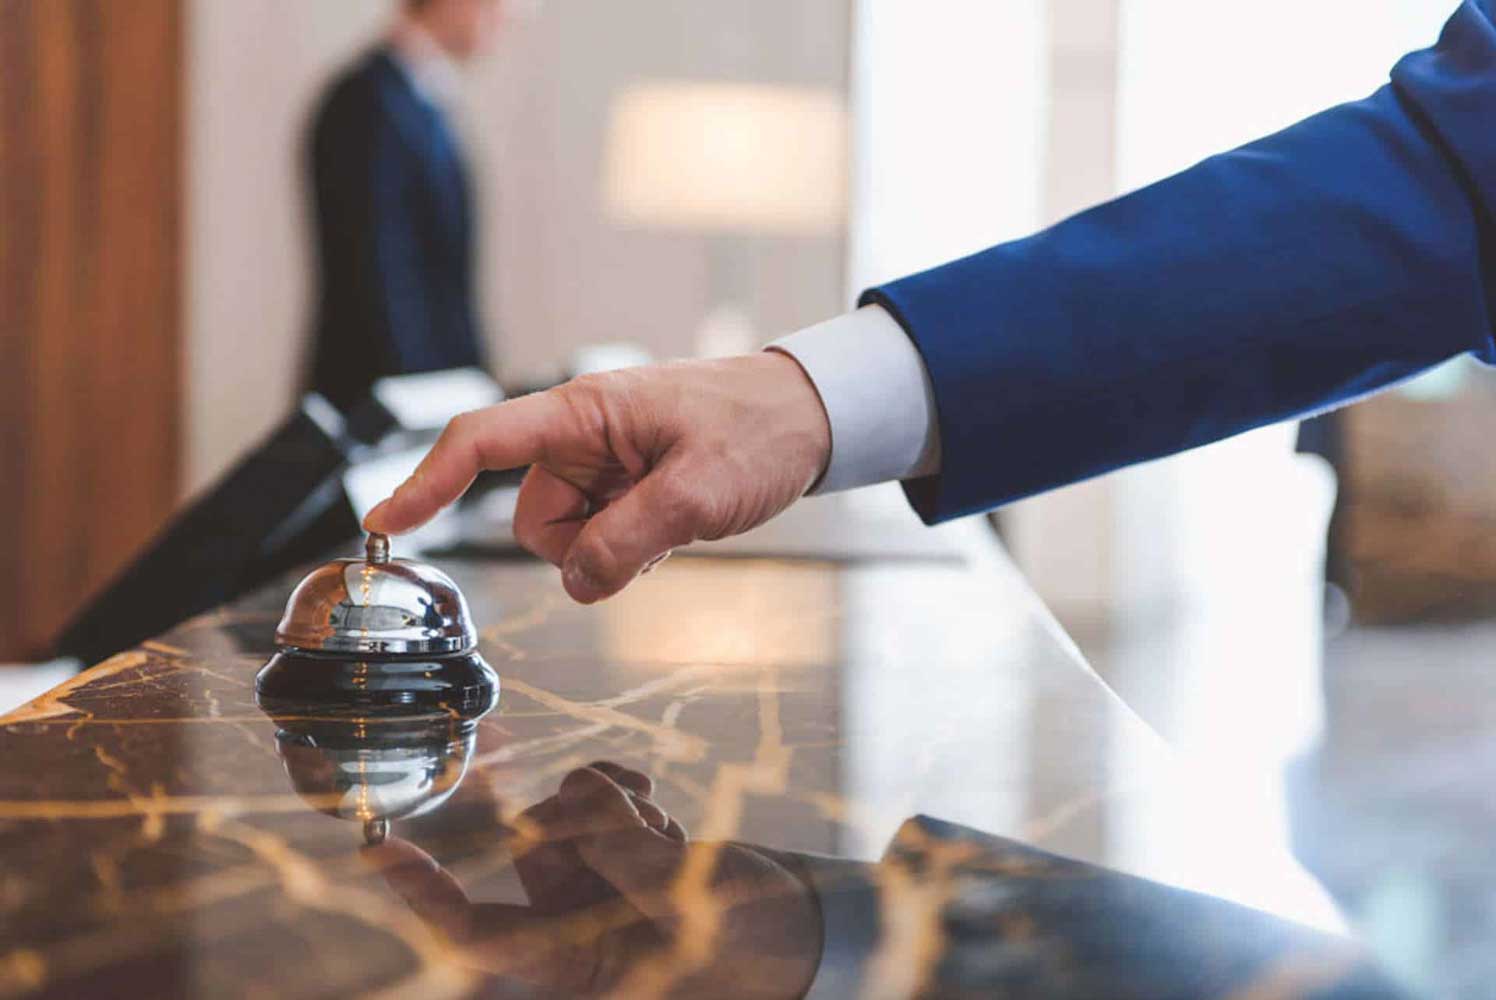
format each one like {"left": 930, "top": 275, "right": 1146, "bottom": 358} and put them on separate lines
{"left": 365, "top": 532, "right": 390, "bottom": 565}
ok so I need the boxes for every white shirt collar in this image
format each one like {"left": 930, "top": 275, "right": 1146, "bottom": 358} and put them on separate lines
{"left": 388, "top": 17, "right": 464, "bottom": 109}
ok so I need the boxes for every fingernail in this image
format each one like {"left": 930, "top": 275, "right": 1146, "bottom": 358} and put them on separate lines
{"left": 563, "top": 560, "right": 601, "bottom": 600}
{"left": 363, "top": 499, "right": 390, "bottom": 530}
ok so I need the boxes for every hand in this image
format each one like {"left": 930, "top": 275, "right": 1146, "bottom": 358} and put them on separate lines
{"left": 364, "top": 763, "right": 823, "bottom": 998}
{"left": 362, "top": 353, "right": 831, "bottom": 602}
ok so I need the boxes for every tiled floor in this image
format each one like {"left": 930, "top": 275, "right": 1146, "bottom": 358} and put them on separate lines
{"left": 1294, "top": 622, "right": 1496, "bottom": 1000}
{"left": 1081, "top": 616, "right": 1496, "bottom": 1000}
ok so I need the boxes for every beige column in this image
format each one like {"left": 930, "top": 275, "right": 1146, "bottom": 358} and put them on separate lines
{"left": 1003, "top": 0, "right": 1121, "bottom": 644}
{"left": 1009, "top": 0, "right": 1122, "bottom": 865}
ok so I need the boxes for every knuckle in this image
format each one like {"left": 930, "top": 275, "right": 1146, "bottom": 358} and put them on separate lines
{"left": 553, "top": 378, "right": 610, "bottom": 437}
{"left": 441, "top": 409, "right": 482, "bottom": 450}
{"left": 570, "top": 371, "right": 608, "bottom": 392}
{"left": 555, "top": 369, "right": 676, "bottom": 463}
{"left": 447, "top": 409, "right": 479, "bottom": 437}
{"left": 564, "top": 372, "right": 616, "bottom": 406}
{"left": 571, "top": 369, "right": 651, "bottom": 418}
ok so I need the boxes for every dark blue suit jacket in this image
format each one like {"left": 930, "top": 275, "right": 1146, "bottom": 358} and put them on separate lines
{"left": 307, "top": 48, "right": 485, "bottom": 412}
{"left": 865, "top": 1, "right": 1496, "bottom": 524}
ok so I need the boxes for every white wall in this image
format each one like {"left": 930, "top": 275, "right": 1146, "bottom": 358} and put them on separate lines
{"left": 843, "top": 0, "right": 1050, "bottom": 856}
{"left": 1001, "top": 0, "right": 1121, "bottom": 624}
{"left": 185, "top": 0, "right": 850, "bottom": 494}
{"left": 465, "top": 0, "right": 853, "bottom": 381}
{"left": 186, "top": 1, "right": 391, "bottom": 493}
{"left": 847, "top": 0, "right": 1048, "bottom": 291}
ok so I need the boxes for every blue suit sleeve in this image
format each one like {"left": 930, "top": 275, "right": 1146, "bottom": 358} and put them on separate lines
{"left": 864, "top": 0, "right": 1496, "bottom": 524}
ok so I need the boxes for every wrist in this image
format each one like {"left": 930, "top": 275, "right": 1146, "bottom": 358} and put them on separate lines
{"left": 769, "top": 306, "right": 940, "bottom": 494}
{"left": 748, "top": 846, "right": 827, "bottom": 997}
{"left": 760, "top": 347, "right": 833, "bottom": 493}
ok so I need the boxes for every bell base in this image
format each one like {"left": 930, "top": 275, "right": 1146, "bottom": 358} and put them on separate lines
{"left": 254, "top": 650, "right": 499, "bottom": 716}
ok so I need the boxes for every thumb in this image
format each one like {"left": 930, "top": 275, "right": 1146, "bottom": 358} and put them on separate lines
{"left": 560, "top": 463, "right": 708, "bottom": 603}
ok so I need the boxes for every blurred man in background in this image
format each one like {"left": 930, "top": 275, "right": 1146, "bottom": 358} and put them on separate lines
{"left": 306, "top": 0, "right": 501, "bottom": 412}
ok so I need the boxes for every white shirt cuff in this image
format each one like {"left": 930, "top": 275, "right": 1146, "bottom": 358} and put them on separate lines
{"left": 768, "top": 305, "right": 941, "bottom": 494}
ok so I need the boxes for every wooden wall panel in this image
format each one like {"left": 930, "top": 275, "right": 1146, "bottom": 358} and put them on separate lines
{"left": 0, "top": 0, "right": 182, "bottom": 660}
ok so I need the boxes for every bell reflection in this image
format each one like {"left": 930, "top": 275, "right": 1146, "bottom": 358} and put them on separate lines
{"left": 257, "top": 692, "right": 494, "bottom": 839}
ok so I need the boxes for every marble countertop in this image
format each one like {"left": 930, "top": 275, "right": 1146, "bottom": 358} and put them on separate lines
{"left": 0, "top": 489, "right": 1378, "bottom": 998}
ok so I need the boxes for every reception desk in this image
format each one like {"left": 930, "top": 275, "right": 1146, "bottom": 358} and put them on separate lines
{"left": 0, "top": 489, "right": 1385, "bottom": 998}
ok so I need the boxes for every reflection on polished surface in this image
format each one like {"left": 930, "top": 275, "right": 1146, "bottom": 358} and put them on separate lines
{"left": 0, "top": 495, "right": 1398, "bottom": 997}
{"left": 363, "top": 762, "right": 1398, "bottom": 999}
{"left": 367, "top": 762, "right": 826, "bottom": 998}
{"left": 262, "top": 702, "right": 491, "bottom": 831}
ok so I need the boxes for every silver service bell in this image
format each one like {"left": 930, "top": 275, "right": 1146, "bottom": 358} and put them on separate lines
{"left": 254, "top": 533, "right": 499, "bottom": 713}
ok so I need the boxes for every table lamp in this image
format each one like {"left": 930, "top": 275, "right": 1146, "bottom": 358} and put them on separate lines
{"left": 602, "top": 80, "right": 848, "bottom": 357}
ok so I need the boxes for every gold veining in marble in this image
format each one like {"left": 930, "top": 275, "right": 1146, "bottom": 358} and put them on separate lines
{"left": 0, "top": 517, "right": 1393, "bottom": 998}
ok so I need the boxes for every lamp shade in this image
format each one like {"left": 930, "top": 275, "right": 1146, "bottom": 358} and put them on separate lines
{"left": 602, "top": 81, "right": 848, "bottom": 236}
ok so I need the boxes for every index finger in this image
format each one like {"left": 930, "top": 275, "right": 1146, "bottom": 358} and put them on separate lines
{"left": 364, "top": 393, "right": 564, "bottom": 535}
{"left": 362, "top": 837, "right": 474, "bottom": 939}
{"left": 365, "top": 839, "right": 568, "bottom": 980}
